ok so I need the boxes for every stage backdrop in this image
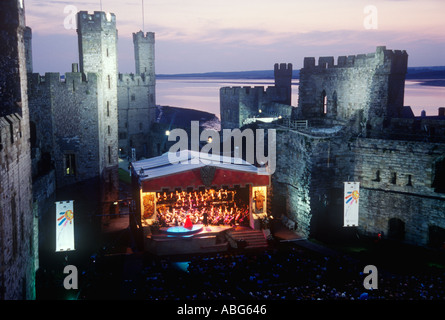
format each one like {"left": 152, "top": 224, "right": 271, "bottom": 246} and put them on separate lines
{"left": 56, "top": 200, "right": 75, "bottom": 252}
{"left": 344, "top": 182, "right": 360, "bottom": 227}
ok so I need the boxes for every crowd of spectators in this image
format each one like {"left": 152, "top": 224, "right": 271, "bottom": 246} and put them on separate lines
{"left": 80, "top": 244, "right": 445, "bottom": 300}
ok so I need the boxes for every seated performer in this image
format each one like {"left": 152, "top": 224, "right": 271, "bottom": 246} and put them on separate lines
{"left": 184, "top": 214, "right": 193, "bottom": 229}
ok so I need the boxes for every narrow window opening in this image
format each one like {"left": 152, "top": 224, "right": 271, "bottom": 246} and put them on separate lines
{"left": 65, "top": 153, "right": 76, "bottom": 176}
{"left": 391, "top": 172, "right": 397, "bottom": 185}
{"left": 322, "top": 91, "right": 327, "bottom": 115}
{"left": 407, "top": 174, "right": 413, "bottom": 186}
{"left": 373, "top": 170, "right": 381, "bottom": 182}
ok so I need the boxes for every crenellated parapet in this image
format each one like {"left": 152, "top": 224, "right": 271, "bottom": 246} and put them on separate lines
{"left": 274, "top": 63, "right": 292, "bottom": 76}
{"left": 220, "top": 63, "right": 293, "bottom": 129}
{"left": 77, "top": 11, "right": 116, "bottom": 33}
{"left": 133, "top": 31, "right": 155, "bottom": 43}
{"left": 298, "top": 46, "right": 409, "bottom": 131}
{"left": 118, "top": 73, "right": 154, "bottom": 86}
{"left": 27, "top": 69, "right": 98, "bottom": 93}
{"left": 220, "top": 86, "right": 266, "bottom": 97}
{"left": 302, "top": 46, "right": 408, "bottom": 74}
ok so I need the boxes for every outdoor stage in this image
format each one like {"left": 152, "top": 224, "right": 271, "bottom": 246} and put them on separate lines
{"left": 146, "top": 224, "right": 232, "bottom": 255}
{"left": 130, "top": 150, "right": 272, "bottom": 255}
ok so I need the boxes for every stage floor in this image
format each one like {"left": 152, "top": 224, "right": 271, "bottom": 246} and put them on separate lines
{"left": 158, "top": 224, "right": 232, "bottom": 237}
{"left": 146, "top": 224, "right": 232, "bottom": 255}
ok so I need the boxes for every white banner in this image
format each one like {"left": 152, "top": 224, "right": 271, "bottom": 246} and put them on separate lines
{"left": 56, "top": 201, "right": 75, "bottom": 252}
{"left": 344, "top": 182, "right": 359, "bottom": 227}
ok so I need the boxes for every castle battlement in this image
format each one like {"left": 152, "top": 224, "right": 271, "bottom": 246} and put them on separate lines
{"left": 118, "top": 73, "right": 153, "bottom": 86}
{"left": 274, "top": 63, "right": 292, "bottom": 73}
{"left": 133, "top": 31, "right": 155, "bottom": 43}
{"left": 77, "top": 11, "right": 116, "bottom": 31}
{"left": 303, "top": 46, "right": 408, "bottom": 71}
{"left": 220, "top": 86, "right": 266, "bottom": 96}
{"left": 28, "top": 71, "right": 98, "bottom": 89}
{"left": 220, "top": 85, "right": 288, "bottom": 98}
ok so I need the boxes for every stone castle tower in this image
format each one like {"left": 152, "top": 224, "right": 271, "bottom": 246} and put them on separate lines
{"left": 274, "top": 63, "right": 293, "bottom": 106}
{"left": 134, "top": 31, "right": 155, "bottom": 77}
{"left": 77, "top": 11, "right": 119, "bottom": 208}
{"left": 269, "top": 47, "right": 445, "bottom": 246}
{"left": 28, "top": 10, "right": 156, "bottom": 221}
{"left": 0, "top": 0, "right": 37, "bottom": 299}
{"left": 117, "top": 31, "right": 156, "bottom": 159}
{"left": 298, "top": 46, "right": 408, "bottom": 136}
{"left": 220, "top": 63, "right": 293, "bottom": 129}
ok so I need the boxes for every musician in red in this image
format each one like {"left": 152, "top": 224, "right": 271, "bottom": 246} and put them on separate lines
{"left": 184, "top": 214, "right": 193, "bottom": 229}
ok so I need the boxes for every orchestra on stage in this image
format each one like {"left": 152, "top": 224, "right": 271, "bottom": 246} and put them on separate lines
{"left": 150, "top": 188, "right": 250, "bottom": 228}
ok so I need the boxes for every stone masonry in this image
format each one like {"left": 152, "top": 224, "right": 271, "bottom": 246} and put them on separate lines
{"left": 232, "top": 47, "right": 445, "bottom": 247}
{"left": 220, "top": 63, "right": 293, "bottom": 129}
{"left": 0, "top": 0, "right": 37, "bottom": 300}
{"left": 77, "top": 11, "right": 119, "bottom": 210}
{"left": 117, "top": 31, "right": 156, "bottom": 159}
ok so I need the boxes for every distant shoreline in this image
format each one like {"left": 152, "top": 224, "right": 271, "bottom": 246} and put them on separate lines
{"left": 157, "top": 66, "right": 445, "bottom": 82}
{"left": 417, "top": 79, "right": 445, "bottom": 87}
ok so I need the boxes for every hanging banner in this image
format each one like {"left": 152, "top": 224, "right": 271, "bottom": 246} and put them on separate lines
{"left": 344, "top": 182, "right": 359, "bottom": 227}
{"left": 252, "top": 186, "right": 267, "bottom": 214}
{"left": 56, "top": 200, "right": 75, "bottom": 252}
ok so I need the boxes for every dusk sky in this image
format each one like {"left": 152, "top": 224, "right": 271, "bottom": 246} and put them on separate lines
{"left": 25, "top": 0, "right": 445, "bottom": 75}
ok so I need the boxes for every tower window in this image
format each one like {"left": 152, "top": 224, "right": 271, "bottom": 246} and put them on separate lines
{"left": 108, "top": 146, "right": 112, "bottom": 164}
{"left": 391, "top": 172, "right": 397, "bottom": 185}
{"left": 107, "top": 101, "right": 110, "bottom": 117}
{"left": 407, "top": 174, "right": 413, "bottom": 186}
{"left": 108, "top": 125, "right": 111, "bottom": 135}
{"left": 322, "top": 90, "right": 327, "bottom": 115}
{"left": 323, "top": 96, "right": 327, "bottom": 114}
{"left": 65, "top": 153, "right": 76, "bottom": 176}
{"left": 432, "top": 158, "right": 445, "bottom": 193}
{"left": 373, "top": 170, "right": 381, "bottom": 182}
{"left": 108, "top": 75, "right": 111, "bottom": 89}
{"left": 131, "top": 94, "right": 136, "bottom": 101}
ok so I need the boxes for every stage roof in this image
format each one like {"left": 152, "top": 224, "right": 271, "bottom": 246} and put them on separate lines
{"left": 132, "top": 150, "right": 271, "bottom": 192}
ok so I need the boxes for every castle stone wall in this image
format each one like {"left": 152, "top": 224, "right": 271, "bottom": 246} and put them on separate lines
{"left": 272, "top": 126, "right": 445, "bottom": 246}
{"left": 220, "top": 63, "right": 293, "bottom": 130}
{"left": 118, "top": 74, "right": 155, "bottom": 158}
{"left": 352, "top": 138, "right": 445, "bottom": 246}
{"left": 0, "top": 0, "right": 36, "bottom": 300}
{"left": 298, "top": 46, "right": 408, "bottom": 136}
{"left": 28, "top": 72, "right": 101, "bottom": 189}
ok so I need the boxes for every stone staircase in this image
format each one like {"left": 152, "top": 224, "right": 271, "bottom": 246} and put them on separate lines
{"left": 226, "top": 227, "right": 268, "bottom": 249}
